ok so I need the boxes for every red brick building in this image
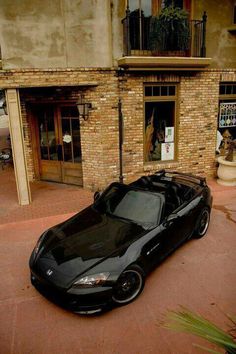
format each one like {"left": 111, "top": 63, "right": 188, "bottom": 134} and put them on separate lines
{"left": 0, "top": 0, "right": 235, "bottom": 204}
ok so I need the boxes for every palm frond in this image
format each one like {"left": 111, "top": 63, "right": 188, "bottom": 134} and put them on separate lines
{"left": 162, "top": 307, "right": 236, "bottom": 353}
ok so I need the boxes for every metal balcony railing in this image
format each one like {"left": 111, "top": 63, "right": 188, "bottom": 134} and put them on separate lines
{"left": 122, "top": 10, "right": 207, "bottom": 58}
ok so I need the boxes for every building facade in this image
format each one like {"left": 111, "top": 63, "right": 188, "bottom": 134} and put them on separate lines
{"left": 0, "top": 0, "right": 235, "bottom": 204}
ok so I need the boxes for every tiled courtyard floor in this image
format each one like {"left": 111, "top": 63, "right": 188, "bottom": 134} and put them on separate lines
{"left": 0, "top": 167, "right": 93, "bottom": 224}
{"left": 0, "top": 168, "right": 235, "bottom": 354}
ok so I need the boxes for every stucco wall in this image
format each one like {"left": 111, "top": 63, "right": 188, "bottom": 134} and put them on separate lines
{"left": 0, "top": 0, "right": 113, "bottom": 69}
{"left": 0, "top": 0, "right": 235, "bottom": 70}
{"left": 193, "top": 0, "right": 236, "bottom": 68}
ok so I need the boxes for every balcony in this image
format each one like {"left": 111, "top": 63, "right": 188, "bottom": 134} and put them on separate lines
{"left": 118, "top": 9, "right": 211, "bottom": 71}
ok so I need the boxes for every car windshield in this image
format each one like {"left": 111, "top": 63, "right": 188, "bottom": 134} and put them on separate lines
{"left": 94, "top": 184, "right": 163, "bottom": 228}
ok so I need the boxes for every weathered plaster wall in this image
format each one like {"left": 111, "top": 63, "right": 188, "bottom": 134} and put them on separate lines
{"left": 111, "top": 0, "right": 125, "bottom": 62}
{"left": 0, "top": 0, "right": 113, "bottom": 69}
{"left": 194, "top": 0, "right": 236, "bottom": 68}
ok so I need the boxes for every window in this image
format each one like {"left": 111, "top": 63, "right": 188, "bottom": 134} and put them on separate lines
{"left": 220, "top": 83, "right": 236, "bottom": 95}
{"left": 129, "top": 0, "right": 186, "bottom": 14}
{"left": 161, "top": 0, "right": 184, "bottom": 9}
{"left": 129, "top": 0, "right": 153, "bottom": 16}
{"left": 219, "top": 103, "right": 236, "bottom": 128}
{"left": 218, "top": 83, "right": 236, "bottom": 142}
{"left": 144, "top": 84, "right": 177, "bottom": 162}
{"left": 127, "top": 0, "right": 190, "bottom": 51}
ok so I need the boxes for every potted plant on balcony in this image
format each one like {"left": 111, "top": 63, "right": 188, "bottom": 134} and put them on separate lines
{"left": 149, "top": 5, "right": 190, "bottom": 56}
{"left": 217, "top": 138, "right": 236, "bottom": 186}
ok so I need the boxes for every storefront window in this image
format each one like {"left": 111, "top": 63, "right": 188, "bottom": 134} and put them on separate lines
{"left": 144, "top": 85, "right": 177, "bottom": 162}
{"left": 219, "top": 83, "right": 236, "bottom": 140}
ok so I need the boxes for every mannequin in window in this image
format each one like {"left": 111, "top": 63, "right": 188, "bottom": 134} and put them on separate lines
{"left": 145, "top": 109, "right": 155, "bottom": 161}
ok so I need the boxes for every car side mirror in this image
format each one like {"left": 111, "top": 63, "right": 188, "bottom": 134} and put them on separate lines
{"left": 163, "top": 213, "right": 179, "bottom": 227}
{"left": 94, "top": 191, "right": 101, "bottom": 202}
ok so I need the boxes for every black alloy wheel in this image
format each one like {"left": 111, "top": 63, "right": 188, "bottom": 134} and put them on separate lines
{"left": 193, "top": 207, "right": 210, "bottom": 239}
{"left": 112, "top": 265, "right": 145, "bottom": 305}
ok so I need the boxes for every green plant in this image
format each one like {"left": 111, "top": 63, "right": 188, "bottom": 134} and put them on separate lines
{"left": 162, "top": 307, "right": 236, "bottom": 354}
{"left": 149, "top": 6, "right": 190, "bottom": 52}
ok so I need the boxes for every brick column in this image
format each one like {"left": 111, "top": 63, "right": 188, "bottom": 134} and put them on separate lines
{"left": 6, "top": 89, "right": 31, "bottom": 205}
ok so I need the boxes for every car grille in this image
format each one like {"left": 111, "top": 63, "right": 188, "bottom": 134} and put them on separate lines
{"left": 31, "top": 271, "right": 110, "bottom": 312}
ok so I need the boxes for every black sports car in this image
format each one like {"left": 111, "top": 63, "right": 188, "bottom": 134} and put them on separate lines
{"left": 29, "top": 170, "right": 212, "bottom": 314}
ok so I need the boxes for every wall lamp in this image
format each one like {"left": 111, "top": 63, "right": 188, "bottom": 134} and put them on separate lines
{"left": 76, "top": 96, "right": 92, "bottom": 121}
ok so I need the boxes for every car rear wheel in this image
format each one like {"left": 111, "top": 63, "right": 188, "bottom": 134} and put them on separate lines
{"left": 112, "top": 265, "right": 145, "bottom": 305}
{"left": 193, "top": 207, "right": 210, "bottom": 239}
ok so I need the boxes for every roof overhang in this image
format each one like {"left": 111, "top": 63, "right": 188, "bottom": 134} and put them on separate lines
{"left": 117, "top": 56, "right": 212, "bottom": 71}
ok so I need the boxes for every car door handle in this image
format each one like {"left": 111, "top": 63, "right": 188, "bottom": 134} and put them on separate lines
{"left": 146, "top": 242, "right": 160, "bottom": 256}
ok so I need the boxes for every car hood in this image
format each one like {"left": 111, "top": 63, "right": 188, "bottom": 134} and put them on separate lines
{"left": 34, "top": 206, "right": 146, "bottom": 287}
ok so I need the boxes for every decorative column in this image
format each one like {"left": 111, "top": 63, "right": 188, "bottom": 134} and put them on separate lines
{"left": 6, "top": 89, "right": 31, "bottom": 205}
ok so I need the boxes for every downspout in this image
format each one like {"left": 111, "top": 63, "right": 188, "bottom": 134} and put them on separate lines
{"left": 118, "top": 98, "right": 124, "bottom": 183}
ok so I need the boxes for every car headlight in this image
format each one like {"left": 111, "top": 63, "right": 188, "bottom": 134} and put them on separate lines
{"left": 34, "top": 231, "right": 47, "bottom": 256}
{"left": 72, "top": 273, "right": 110, "bottom": 288}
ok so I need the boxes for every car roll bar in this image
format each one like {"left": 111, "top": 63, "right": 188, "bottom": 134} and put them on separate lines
{"left": 154, "top": 169, "right": 206, "bottom": 187}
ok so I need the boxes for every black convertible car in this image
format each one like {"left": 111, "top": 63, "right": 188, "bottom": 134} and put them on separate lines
{"left": 30, "top": 170, "right": 212, "bottom": 314}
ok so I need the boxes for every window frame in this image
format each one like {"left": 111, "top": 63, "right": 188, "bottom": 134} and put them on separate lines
{"left": 143, "top": 83, "right": 178, "bottom": 164}
{"left": 219, "top": 82, "right": 236, "bottom": 131}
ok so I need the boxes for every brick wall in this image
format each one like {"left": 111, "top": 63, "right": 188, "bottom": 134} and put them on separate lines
{"left": 119, "top": 70, "right": 222, "bottom": 183}
{"left": 4, "top": 68, "right": 120, "bottom": 190}
{"left": 0, "top": 68, "right": 235, "bottom": 190}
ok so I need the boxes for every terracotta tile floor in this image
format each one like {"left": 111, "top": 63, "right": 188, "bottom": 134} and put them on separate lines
{"left": 0, "top": 167, "right": 93, "bottom": 225}
{"left": 0, "top": 167, "right": 235, "bottom": 354}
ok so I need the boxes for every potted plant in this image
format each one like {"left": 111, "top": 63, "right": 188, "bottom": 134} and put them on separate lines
{"left": 149, "top": 5, "right": 190, "bottom": 55}
{"left": 162, "top": 307, "right": 236, "bottom": 354}
{"left": 217, "top": 139, "right": 236, "bottom": 186}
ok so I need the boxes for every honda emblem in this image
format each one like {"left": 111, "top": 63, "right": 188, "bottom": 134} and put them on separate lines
{"left": 46, "top": 269, "right": 53, "bottom": 276}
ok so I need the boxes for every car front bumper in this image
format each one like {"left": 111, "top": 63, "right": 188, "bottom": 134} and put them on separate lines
{"left": 30, "top": 271, "right": 114, "bottom": 314}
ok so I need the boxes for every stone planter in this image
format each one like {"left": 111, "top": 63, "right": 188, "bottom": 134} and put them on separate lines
{"left": 217, "top": 156, "right": 236, "bottom": 186}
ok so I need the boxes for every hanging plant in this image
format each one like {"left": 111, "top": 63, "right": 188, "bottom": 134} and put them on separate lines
{"left": 149, "top": 6, "right": 190, "bottom": 52}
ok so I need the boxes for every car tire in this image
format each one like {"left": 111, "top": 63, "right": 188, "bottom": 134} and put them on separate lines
{"left": 112, "top": 265, "right": 145, "bottom": 305}
{"left": 193, "top": 207, "right": 210, "bottom": 239}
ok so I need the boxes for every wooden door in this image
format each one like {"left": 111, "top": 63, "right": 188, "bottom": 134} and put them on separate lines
{"left": 35, "top": 104, "right": 83, "bottom": 186}
{"left": 60, "top": 106, "right": 83, "bottom": 185}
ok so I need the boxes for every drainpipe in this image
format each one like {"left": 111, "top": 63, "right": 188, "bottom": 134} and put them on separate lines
{"left": 118, "top": 98, "right": 124, "bottom": 183}
{"left": 201, "top": 11, "right": 207, "bottom": 57}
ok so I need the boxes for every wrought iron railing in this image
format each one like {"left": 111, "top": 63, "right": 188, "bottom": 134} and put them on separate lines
{"left": 122, "top": 10, "right": 207, "bottom": 58}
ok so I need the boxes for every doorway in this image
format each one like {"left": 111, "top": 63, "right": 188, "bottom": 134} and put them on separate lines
{"left": 33, "top": 104, "right": 83, "bottom": 186}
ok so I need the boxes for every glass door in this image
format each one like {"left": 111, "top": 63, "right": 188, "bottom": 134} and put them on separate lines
{"left": 37, "top": 105, "right": 62, "bottom": 182}
{"left": 35, "top": 104, "right": 83, "bottom": 186}
{"left": 60, "top": 106, "right": 83, "bottom": 185}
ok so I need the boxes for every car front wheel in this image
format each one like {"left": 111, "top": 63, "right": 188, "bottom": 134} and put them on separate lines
{"left": 193, "top": 207, "right": 210, "bottom": 239}
{"left": 112, "top": 265, "right": 145, "bottom": 305}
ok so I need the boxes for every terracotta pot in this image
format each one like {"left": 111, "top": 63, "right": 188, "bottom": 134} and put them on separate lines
{"left": 217, "top": 156, "right": 236, "bottom": 186}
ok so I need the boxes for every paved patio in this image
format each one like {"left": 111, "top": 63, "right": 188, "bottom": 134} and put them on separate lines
{"left": 0, "top": 167, "right": 93, "bottom": 225}
{"left": 0, "top": 168, "right": 235, "bottom": 354}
